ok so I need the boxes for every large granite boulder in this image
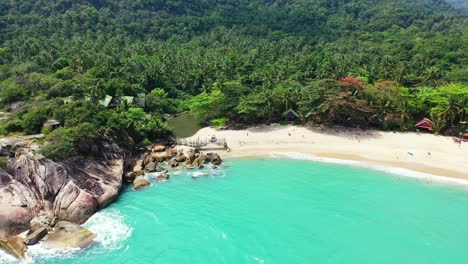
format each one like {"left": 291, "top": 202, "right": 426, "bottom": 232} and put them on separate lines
{"left": 42, "top": 221, "right": 95, "bottom": 249}
{"left": 0, "top": 141, "right": 125, "bottom": 236}
{"left": 25, "top": 226, "right": 48, "bottom": 245}
{"left": 206, "top": 153, "right": 222, "bottom": 165}
{"left": 150, "top": 151, "right": 172, "bottom": 163}
{"left": 196, "top": 154, "right": 207, "bottom": 169}
{"left": 0, "top": 236, "right": 27, "bottom": 260}
{"left": 155, "top": 173, "right": 169, "bottom": 182}
{"left": 133, "top": 177, "right": 150, "bottom": 190}
{"left": 174, "top": 153, "right": 187, "bottom": 163}
{"left": 144, "top": 162, "right": 158, "bottom": 172}
{"left": 152, "top": 145, "right": 166, "bottom": 152}
{"left": 168, "top": 157, "right": 178, "bottom": 168}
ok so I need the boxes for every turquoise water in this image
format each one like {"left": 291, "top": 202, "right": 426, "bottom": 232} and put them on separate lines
{"left": 3, "top": 157, "right": 468, "bottom": 263}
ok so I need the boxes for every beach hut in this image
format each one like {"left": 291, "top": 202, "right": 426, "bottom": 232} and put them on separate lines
{"left": 463, "top": 128, "right": 468, "bottom": 140}
{"left": 99, "top": 95, "right": 113, "bottom": 107}
{"left": 415, "top": 118, "right": 433, "bottom": 131}
{"left": 282, "top": 109, "right": 299, "bottom": 122}
{"left": 61, "top": 96, "right": 74, "bottom": 104}
{"left": 43, "top": 119, "right": 61, "bottom": 129}
{"left": 368, "top": 114, "right": 383, "bottom": 127}
{"left": 122, "top": 96, "right": 135, "bottom": 106}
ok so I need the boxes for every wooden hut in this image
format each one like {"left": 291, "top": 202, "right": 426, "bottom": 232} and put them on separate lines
{"left": 368, "top": 114, "right": 383, "bottom": 127}
{"left": 415, "top": 118, "right": 433, "bottom": 131}
{"left": 282, "top": 109, "right": 299, "bottom": 122}
{"left": 463, "top": 128, "right": 468, "bottom": 140}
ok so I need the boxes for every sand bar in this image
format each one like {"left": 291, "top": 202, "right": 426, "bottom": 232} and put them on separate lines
{"left": 186, "top": 124, "right": 468, "bottom": 179}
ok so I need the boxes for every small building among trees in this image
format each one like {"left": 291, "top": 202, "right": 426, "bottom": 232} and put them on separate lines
{"left": 282, "top": 109, "right": 299, "bottom": 122}
{"left": 415, "top": 118, "right": 433, "bottom": 131}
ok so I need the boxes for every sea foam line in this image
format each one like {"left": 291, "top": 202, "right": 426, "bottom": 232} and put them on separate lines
{"left": 267, "top": 152, "right": 468, "bottom": 187}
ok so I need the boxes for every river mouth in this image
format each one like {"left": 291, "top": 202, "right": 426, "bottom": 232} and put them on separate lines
{"left": 167, "top": 112, "right": 203, "bottom": 138}
{"left": 4, "top": 158, "right": 468, "bottom": 263}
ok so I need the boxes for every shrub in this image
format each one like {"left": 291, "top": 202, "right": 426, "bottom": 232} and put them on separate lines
{"left": 22, "top": 110, "right": 47, "bottom": 135}
{"left": 279, "top": 120, "right": 288, "bottom": 125}
{"left": 41, "top": 125, "right": 54, "bottom": 135}
{"left": 39, "top": 128, "right": 77, "bottom": 159}
{"left": 0, "top": 120, "right": 23, "bottom": 134}
{"left": 382, "top": 120, "right": 401, "bottom": 131}
{"left": 211, "top": 117, "right": 229, "bottom": 128}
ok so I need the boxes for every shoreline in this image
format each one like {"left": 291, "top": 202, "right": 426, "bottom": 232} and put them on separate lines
{"left": 220, "top": 151, "right": 468, "bottom": 187}
{"left": 186, "top": 124, "right": 468, "bottom": 180}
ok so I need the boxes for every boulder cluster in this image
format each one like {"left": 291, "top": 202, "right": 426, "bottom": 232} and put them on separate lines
{"left": 130, "top": 145, "right": 223, "bottom": 190}
{"left": 0, "top": 212, "right": 95, "bottom": 260}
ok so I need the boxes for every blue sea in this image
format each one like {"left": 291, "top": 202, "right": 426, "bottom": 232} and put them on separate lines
{"left": 2, "top": 155, "right": 468, "bottom": 264}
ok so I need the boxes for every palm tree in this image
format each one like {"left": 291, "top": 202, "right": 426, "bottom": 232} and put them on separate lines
{"left": 89, "top": 81, "right": 103, "bottom": 104}
{"left": 437, "top": 96, "right": 459, "bottom": 128}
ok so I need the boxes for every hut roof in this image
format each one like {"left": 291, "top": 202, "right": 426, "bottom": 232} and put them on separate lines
{"left": 99, "top": 95, "right": 113, "bottom": 107}
{"left": 61, "top": 96, "right": 74, "bottom": 104}
{"left": 415, "top": 118, "right": 433, "bottom": 130}
{"left": 43, "top": 119, "right": 61, "bottom": 126}
{"left": 122, "top": 96, "right": 134, "bottom": 105}
{"left": 369, "top": 114, "right": 383, "bottom": 125}
{"left": 282, "top": 109, "right": 299, "bottom": 118}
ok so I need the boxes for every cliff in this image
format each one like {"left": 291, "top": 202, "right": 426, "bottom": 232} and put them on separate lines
{"left": 0, "top": 141, "right": 125, "bottom": 237}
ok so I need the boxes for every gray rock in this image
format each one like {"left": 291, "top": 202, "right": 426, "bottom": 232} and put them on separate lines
{"left": 206, "top": 152, "right": 222, "bottom": 165}
{"left": 168, "top": 157, "right": 178, "bottom": 168}
{"left": 25, "top": 227, "right": 48, "bottom": 245}
{"left": 42, "top": 221, "right": 95, "bottom": 249}
{"left": 144, "top": 162, "right": 157, "bottom": 172}
{"left": 0, "top": 137, "right": 27, "bottom": 149}
{"left": 175, "top": 153, "right": 187, "bottom": 163}
{"left": 155, "top": 173, "right": 169, "bottom": 182}
{"left": 29, "top": 212, "right": 52, "bottom": 232}
{"left": 133, "top": 177, "right": 150, "bottom": 190}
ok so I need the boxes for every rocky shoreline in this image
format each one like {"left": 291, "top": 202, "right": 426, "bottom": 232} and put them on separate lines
{"left": 129, "top": 144, "right": 223, "bottom": 190}
{"left": 0, "top": 136, "right": 223, "bottom": 260}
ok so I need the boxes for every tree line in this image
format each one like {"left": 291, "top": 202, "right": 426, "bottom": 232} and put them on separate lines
{"left": 0, "top": 0, "right": 466, "bottom": 158}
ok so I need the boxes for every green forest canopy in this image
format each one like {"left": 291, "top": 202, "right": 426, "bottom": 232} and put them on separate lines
{"left": 0, "top": 0, "right": 467, "bottom": 158}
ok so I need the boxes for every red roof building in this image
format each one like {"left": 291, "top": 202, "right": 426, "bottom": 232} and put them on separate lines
{"left": 415, "top": 118, "right": 433, "bottom": 131}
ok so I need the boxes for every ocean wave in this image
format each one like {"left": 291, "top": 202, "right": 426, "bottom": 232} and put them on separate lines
{"left": 268, "top": 152, "right": 468, "bottom": 187}
{"left": 83, "top": 209, "right": 133, "bottom": 251}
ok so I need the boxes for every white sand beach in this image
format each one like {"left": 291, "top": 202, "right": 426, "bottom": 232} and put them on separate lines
{"left": 186, "top": 124, "right": 468, "bottom": 179}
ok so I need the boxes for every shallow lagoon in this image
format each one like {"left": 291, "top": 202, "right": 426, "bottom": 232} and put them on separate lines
{"left": 3, "top": 157, "right": 468, "bottom": 264}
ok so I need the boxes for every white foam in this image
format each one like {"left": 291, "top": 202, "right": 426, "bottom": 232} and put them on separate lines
{"left": 268, "top": 152, "right": 468, "bottom": 187}
{"left": 0, "top": 209, "right": 132, "bottom": 264}
{"left": 84, "top": 209, "right": 133, "bottom": 251}
{"left": 253, "top": 256, "right": 265, "bottom": 264}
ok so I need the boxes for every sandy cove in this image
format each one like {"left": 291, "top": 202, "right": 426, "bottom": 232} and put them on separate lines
{"left": 185, "top": 124, "right": 468, "bottom": 180}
